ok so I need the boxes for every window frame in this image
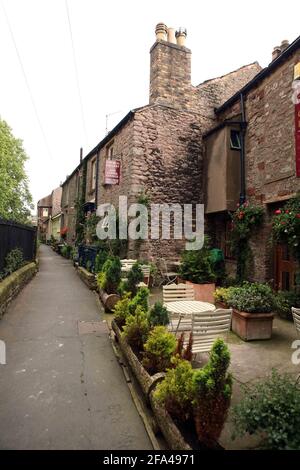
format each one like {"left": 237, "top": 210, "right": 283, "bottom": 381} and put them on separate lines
{"left": 230, "top": 129, "right": 242, "bottom": 151}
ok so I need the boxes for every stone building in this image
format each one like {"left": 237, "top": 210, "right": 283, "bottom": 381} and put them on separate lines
{"left": 61, "top": 23, "right": 260, "bottom": 260}
{"left": 37, "top": 193, "right": 52, "bottom": 242}
{"left": 37, "top": 187, "right": 62, "bottom": 242}
{"left": 205, "top": 36, "right": 300, "bottom": 288}
{"left": 58, "top": 23, "right": 300, "bottom": 288}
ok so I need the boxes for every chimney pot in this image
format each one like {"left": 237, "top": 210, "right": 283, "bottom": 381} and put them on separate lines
{"left": 272, "top": 46, "right": 281, "bottom": 61}
{"left": 167, "top": 27, "right": 177, "bottom": 44}
{"left": 155, "top": 23, "right": 168, "bottom": 41}
{"left": 176, "top": 27, "right": 187, "bottom": 46}
{"left": 281, "top": 39, "right": 289, "bottom": 51}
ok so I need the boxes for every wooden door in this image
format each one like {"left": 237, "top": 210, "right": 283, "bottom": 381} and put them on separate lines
{"left": 275, "top": 244, "right": 297, "bottom": 291}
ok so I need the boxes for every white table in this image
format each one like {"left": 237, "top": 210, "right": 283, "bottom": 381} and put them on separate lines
{"left": 165, "top": 300, "right": 216, "bottom": 333}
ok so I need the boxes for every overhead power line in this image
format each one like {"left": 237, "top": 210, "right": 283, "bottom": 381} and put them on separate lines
{"left": 65, "top": 0, "right": 88, "bottom": 147}
{"left": 1, "top": 0, "right": 53, "bottom": 160}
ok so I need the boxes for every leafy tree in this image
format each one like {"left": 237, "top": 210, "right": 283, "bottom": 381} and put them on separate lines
{"left": 0, "top": 118, "right": 33, "bottom": 222}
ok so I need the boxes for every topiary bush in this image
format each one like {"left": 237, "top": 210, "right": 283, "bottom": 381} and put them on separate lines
{"left": 95, "top": 249, "right": 109, "bottom": 273}
{"left": 233, "top": 370, "right": 300, "bottom": 450}
{"left": 121, "top": 263, "right": 144, "bottom": 297}
{"left": 154, "top": 357, "right": 195, "bottom": 421}
{"left": 97, "top": 256, "right": 121, "bottom": 294}
{"left": 128, "top": 286, "right": 149, "bottom": 315}
{"left": 227, "top": 282, "right": 274, "bottom": 313}
{"left": 192, "top": 339, "right": 232, "bottom": 448}
{"left": 148, "top": 302, "right": 169, "bottom": 327}
{"left": 113, "top": 293, "right": 131, "bottom": 327}
{"left": 122, "top": 306, "right": 150, "bottom": 352}
{"left": 142, "top": 326, "right": 177, "bottom": 373}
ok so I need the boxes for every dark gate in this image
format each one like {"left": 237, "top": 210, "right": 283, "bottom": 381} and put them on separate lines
{"left": 0, "top": 218, "right": 37, "bottom": 271}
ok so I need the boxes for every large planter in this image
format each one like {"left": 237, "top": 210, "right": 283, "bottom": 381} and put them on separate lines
{"left": 111, "top": 320, "right": 192, "bottom": 450}
{"left": 232, "top": 309, "right": 274, "bottom": 341}
{"left": 186, "top": 281, "right": 215, "bottom": 303}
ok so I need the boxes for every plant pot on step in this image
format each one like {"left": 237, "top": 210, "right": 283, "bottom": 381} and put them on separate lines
{"left": 186, "top": 281, "right": 215, "bottom": 304}
{"left": 232, "top": 309, "right": 274, "bottom": 341}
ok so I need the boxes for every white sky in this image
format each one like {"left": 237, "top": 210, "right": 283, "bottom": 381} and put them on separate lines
{"left": 0, "top": 0, "right": 299, "bottom": 211}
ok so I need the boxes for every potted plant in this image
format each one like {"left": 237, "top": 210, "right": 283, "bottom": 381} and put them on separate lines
{"left": 227, "top": 282, "right": 275, "bottom": 340}
{"left": 179, "top": 237, "right": 216, "bottom": 302}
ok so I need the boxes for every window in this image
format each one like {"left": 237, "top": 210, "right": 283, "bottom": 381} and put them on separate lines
{"left": 42, "top": 208, "right": 48, "bottom": 217}
{"left": 230, "top": 129, "right": 241, "bottom": 150}
{"left": 91, "top": 159, "right": 96, "bottom": 191}
{"left": 106, "top": 142, "right": 114, "bottom": 160}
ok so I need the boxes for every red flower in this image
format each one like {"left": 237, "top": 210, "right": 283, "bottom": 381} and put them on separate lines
{"left": 285, "top": 210, "right": 290, "bottom": 214}
{"left": 281, "top": 221, "right": 286, "bottom": 225}
{"left": 296, "top": 214, "right": 300, "bottom": 219}
{"left": 275, "top": 209, "right": 281, "bottom": 215}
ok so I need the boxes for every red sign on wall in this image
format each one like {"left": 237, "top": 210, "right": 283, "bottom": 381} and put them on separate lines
{"left": 104, "top": 160, "right": 121, "bottom": 185}
{"left": 295, "top": 103, "right": 300, "bottom": 177}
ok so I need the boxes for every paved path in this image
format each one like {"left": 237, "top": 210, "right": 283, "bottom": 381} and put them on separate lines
{"left": 0, "top": 245, "right": 151, "bottom": 450}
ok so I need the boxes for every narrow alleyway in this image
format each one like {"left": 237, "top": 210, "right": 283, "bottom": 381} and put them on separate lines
{"left": 0, "top": 245, "right": 151, "bottom": 450}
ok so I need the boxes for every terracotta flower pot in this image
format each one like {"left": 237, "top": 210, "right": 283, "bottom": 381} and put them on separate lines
{"left": 232, "top": 309, "right": 274, "bottom": 341}
{"left": 194, "top": 395, "right": 230, "bottom": 448}
{"left": 186, "top": 281, "right": 216, "bottom": 303}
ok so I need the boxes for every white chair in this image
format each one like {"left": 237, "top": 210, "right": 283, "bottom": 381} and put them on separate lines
{"left": 120, "top": 259, "right": 137, "bottom": 276}
{"left": 163, "top": 283, "right": 195, "bottom": 303}
{"left": 292, "top": 307, "right": 300, "bottom": 337}
{"left": 158, "top": 258, "right": 178, "bottom": 285}
{"left": 189, "top": 308, "right": 232, "bottom": 355}
{"left": 163, "top": 283, "right": 195, "bottom": 332}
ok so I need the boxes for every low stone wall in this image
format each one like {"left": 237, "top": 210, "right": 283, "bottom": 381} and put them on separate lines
{"left": 76, "top": 266, "right": 97, "bottom": 290}
{"left": 0, "top": 262, "right": 37, "bottom": 319}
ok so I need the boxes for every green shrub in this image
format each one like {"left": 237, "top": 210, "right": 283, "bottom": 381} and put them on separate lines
{"left": 179, "top": 236, "right": 216, "bottom": 284}
{"left": 113, "top": 293, "right": 131, "bottom": 326}
{"left": 122, "top": 306, "right": 150, "bottom": 351}
{"left": 60, "top": 244, "right": 72, "bottom": 259}
{"left": 227, "top": 282, "right": 274, "bottom": 313}
{"left": 273, "top": 290, "right": 300, "bottom": 320}
{"left": 95, "top": 250, "right": 108, "bottom": 273}
{"left": 192, "top": 339, "right": 232, "bottom": 447}
{"left": 124, "top": 263, "right": 144, "bottom": 296}
{"left": 154, "top": 357, "right": 195, "bottom": 421}
{"left": 97, "top": 256, "right": 121, "bottom": 294}
{"left": 233, "top": 370, "right": 300, "bottom": 450}
{"left": 128, "top": 286, "right": 149, "bottom": 315}
{"left": 214, "top": 287, "right": 235, "bottom": 305}
{"left": 4, "top": 248, "right": 24, "bottom": 275}
{"left": 142, "top": 326, "right": 177, "bottom": 373}
{"left": 148, "top": 302, "right": 169, "bottom": 327}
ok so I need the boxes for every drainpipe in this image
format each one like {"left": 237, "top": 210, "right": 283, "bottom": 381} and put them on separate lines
{"left": 95, "top": 150, "right": 100, "bottom": 210}
{"left": 239, "top": 93, "right": 247, "bottom": 204}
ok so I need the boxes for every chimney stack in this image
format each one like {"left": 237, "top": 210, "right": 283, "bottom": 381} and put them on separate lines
{"left": 271, "top": 39, "right": 290, "bottom": 62}
{"left": 149, "top": 23, "right": 191, "bottom": 109}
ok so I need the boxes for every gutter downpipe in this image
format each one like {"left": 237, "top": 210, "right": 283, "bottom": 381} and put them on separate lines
{"left": 239, "top": 93, "right": 247, "bottom": 205}
{"left": 95, "top": 150, "right": 100, "bottom": 210}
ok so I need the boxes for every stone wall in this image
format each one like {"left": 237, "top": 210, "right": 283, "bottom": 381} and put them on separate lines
{"left": 215, "top": 47, "right": 300, "bottom": 282}
{"left": 0, "top": 262, "right": 37, "bottom": 319}
{"left": 61, "top": 170, "right": 80, "bottom": 245}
